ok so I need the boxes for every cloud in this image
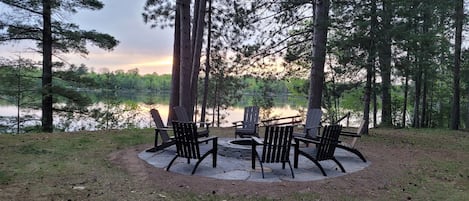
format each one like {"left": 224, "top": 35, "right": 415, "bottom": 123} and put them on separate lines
{"left": 0, "top": 0, "right": 174, "bottom": 75}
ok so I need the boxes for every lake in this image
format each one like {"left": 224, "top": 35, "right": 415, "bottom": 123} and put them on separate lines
{"left": 0, "top": 92, "right": 312, "bottom": 133}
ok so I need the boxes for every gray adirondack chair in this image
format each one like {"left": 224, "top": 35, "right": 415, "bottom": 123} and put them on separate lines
{"left": 293, "top": 108, "right": 322, "bottom": 139}
{"left": 173, "top": 106, "right": 209, "bottom": 137}
{"left": 337, "top": 120, "right": 367, "bottom": 162}
{"left": 167, "top": 121, "right": 218, "bottom": 175}
{"left": 233, "top": 106, "right": 260, "bottom": 138}
{"left": 252, "top": 125, "right": 295, "bottom": 178}
{"left": 146, "top": 109, "right": 175, "bottom": 152}
{"left": 293, "top": 124, "right": 346, "bottom": 176}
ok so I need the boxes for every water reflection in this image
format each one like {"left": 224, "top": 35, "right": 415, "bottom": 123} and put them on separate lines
{"left": 0, "top": 102, "right": 307, "bottom": 133}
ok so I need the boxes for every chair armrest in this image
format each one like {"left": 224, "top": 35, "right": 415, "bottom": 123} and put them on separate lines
{"left": 294, "top": 136, "right": 320, "bottom": 144}
{"left": 232, "top": 121, "right": 244, "bottom": 127}
{"left": 251, "top": 136, "right": 263, "bottom": 145}
{"left": 340, "top": 131, "right": 361, "bottom": 138}
{"left": 305, "top": 125, "right": 321, "bottom": 130}
{"left": 198, "top": 136, "right": 218, "bottom": 143}
{"left": 156, "top": 128, "right": 173, "bottom": 132}
{"left": 261, "top": 115, "right": 301, "bottom": 126}
{"left": 195, "top": 121, "right": 211, "bottom": 128}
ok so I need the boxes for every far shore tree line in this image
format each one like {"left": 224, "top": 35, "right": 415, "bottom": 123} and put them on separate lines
{"left": 1, "top": 0, "right": 468, "bottom": 132}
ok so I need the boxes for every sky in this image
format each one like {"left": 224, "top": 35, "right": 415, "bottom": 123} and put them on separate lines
{"left": 0, "top": 0, "right": 174, "bottom": 75}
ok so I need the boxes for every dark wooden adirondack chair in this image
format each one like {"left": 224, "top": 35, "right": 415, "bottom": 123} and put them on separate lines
{"left": 293, "top": 125, "right": 346, "bottom": 176}
{"left": 146, "top": 109, "right": 175, "bottom": 152}
{"left": 166, "top": 121, "right": 218, "bottom": 175}
{"left": 338, "top": 120, "right": 367, "bottom": 162}
{"left": 173, "top": 106, "right": 209, "bottom": 138}
{"left": 233, "top": 106, "right": 260, "bottom": 138}
{"left": 251, "top": 125, "right": 295, "bottom": 178}
{"left": 293, "top": 108, "right": 322, "bottom": 139}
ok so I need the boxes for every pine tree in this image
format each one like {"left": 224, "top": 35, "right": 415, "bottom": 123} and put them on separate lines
{"left": 0, "top": 0, "right": 119, "bottom": 132}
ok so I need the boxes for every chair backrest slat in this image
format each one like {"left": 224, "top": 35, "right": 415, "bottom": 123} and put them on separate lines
{"left": 150, "top": 109, "right": 171, "bottom": 142}
{"left": 261, "top": 126, "right": 293, "bottom": 163}
{"left": 316, "top": 125, "right": 342, "bottom": 161}
{"left": 243, "top": 106, "right": 259, "bottom": 129}
{"left": 305, "top": 109, "right": 322, "bottom": 138}
{"left": 172, "top": 121, "right": 200, "bottom": 159}
{"left": 174, "top": 106, "right": 191, "bottom": 122}
{"left": 350, "top": 120, "right": 366, "bottom": 147}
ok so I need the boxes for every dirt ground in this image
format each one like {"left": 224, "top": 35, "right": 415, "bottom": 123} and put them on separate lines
{"left": 108, "top": 136, "right": 422, "bottom": 200}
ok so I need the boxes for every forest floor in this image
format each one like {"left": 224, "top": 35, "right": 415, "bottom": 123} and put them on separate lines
{"left": 0, "top": 127, "right": 468, "bottom": 200}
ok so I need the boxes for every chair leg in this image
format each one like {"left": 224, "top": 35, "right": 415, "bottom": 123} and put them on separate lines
{"left": 293, "top": 139, "right": 299, "bottom": 168}
{"left": 312, "top": 160, "right": 327, "bottom": 176}
{"left": 258, "top": 158, "right": 265, "bottom": 178}
{"left": 251, "top": 142, "right": 256, "bottom": 169}
{"left": 287, "top": 161, "right": 295, "bottom": 178}
{"left": 192, "top": 151, "right": 213, "bottom": 175}
{"left": 166, "top": 155, "right": 178, "bottom": 172}
{"left": 332, "top": 158, "right": 346, "bottom": 173}
{"left": 337, "top": 145, "right": 367, "bottom": 162}
{"left": 212, "top": 139, "right": 218, "bottom": 168}
{"left": 154, "top": 130, "right": 159, "bottom": 147}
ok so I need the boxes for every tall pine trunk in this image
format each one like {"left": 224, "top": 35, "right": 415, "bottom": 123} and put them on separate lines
{"left": 402, "top": 70, "right": 409, "bottom": 127}
{"left": 413, "top": 61, "right": 422, "bottom": 128}
{"left": 372, "top": 68, "right": 377, "bottom": 127}
{"left": 420, "top": 9, "right": 431, "bottom": 128}
{"left": 200, "top": 0, "right": 212, "bottom": 125}
{"left": 190, "top": 0, "right": 207, "bottom": 118}
{"left": 42, "top": 0, "right": 53, "bottom": 132}
{"left": 451, "top": 0, "right": 463, "bottom": 130}
{"left": 168, "top": 6, "right": 181, "bottom": 123}
{"left": 378, "top": 0, "right": 392, "bottom": 127}
{"left": 308, "top": 0, "right": 330, "bottom": 110}
{"left": 363, "top": 0, "right": 378, "bottom": 134}
{"left": 179, "top": 0, "right": 193, "bottom": 119}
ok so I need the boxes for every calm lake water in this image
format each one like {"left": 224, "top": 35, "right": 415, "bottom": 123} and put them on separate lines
{"left": 0, "top": 92, "right": 311, "bottom": 133}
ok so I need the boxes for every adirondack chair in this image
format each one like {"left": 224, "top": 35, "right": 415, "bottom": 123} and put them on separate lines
{"left": 293, "top": 125, "right": 346, "bottom": 176}
{"left": 146, "top": 109, "right": 175, "bottom": 153}
{"left": 337, "top": 120, "right": 367, "bottom": 162}
{"left": 293, "top": 108, "right": 322, "bottom": 139}
{"left": 166, "top": 121, "right": 218, "bottom": 175}
{"left": 173, "top": 106, "right": 209, "bottom": 138}
{"left": 233, "top": 106, "right": 260, "bottom": 138}
{"left": 251, "top": 125, "right": 295, "bottom": 178}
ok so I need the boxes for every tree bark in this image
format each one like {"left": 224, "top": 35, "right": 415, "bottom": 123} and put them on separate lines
{"left": 200, "top": 0, "right": 212, "bottom": 125}
{"left": 421, "top": 9, "right": 431, "bottom": 128}
{"left": 421, "top": 68, "right": 428, "bottom": 127}
{"left": 41, "top": 0, "right": 53, "bottom": 132}
{"left": 372, "top": 67, "right": 377, "bottom": 128}
{"left": 190, "top": 0, "right": 207, "bottom": 117}
{"left": 451, "top": 0, "right": 463, "bottom": 130}
{"left": 413, "top": 61, "right": 422, "bottom": 128}
{"left": 402, "top": 70, "right": 408, "bottom": 128}
{"left": 178, "top": 0, "right": 193, "bottom": 119}
{"left": 363, "top": 0, "right": 378, "bottom": 134}
{"left": 378, "top": 0, "right": 392, "bottom": 127}
{"left": 168, "top": 3, "right": 181, "bottom": 123}
{"left": 308, "top": 0, "right": 330, "bottom": 110}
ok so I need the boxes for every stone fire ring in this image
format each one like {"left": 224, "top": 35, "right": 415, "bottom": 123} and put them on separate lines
{"left": 138, "top": 138, "right": 371, "bottom": 182}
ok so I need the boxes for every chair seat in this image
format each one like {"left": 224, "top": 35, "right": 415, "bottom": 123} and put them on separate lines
{"left": 294, "top": 125, "right": 345, "bottom": 176}
{"left": 167, "top": 121, "right": 218, "bottom": 175}
{"left": 197, "top": 129, "right": 209, "bottom": 137}
{"left": 251, "top": 126, "right": 295, "bottom": 178}
{"left": 235, "top": 128, "right": 256, "bottom": 134}
{"left": 233, "top": 106, "right": 259, "bottom": 138}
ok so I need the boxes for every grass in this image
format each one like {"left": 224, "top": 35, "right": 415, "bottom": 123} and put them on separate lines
{"left": 0, "top": 127, "right": 468, "bottom": 200}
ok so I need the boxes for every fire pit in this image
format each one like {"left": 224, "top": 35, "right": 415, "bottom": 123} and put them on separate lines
{"left": 218, "top": 138, "right": 253, "bottom": 160}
